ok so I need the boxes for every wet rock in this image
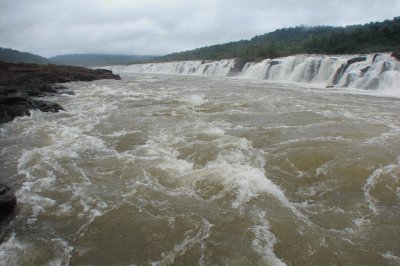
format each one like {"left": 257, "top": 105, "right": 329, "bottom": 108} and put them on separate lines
{"left": 0, "top": 62, "right": 120, "bottom": 123}
{"left": 332, "top": 64, "right": 346, "bottom": 85}
{"left": 347, "top": 56, "right": 367, "bottom": 65}
{"left": 59, "top": 90, "right": 75, "bottom": 95}
{"left": 373, "top": 53, "right": 381, "bottom": 62}
{"left": 203, "top": 64, "right": 210, "bottom": 74}
{"left": 361, "top": 66, "right": 370, "bottom": 77}
{"left": 333, "top": 56, "right": 367, "bottom": 85}
{"left": 269, "top": 60, "right": 280, "bottom": 66}
{"left": 0, "top": 183, "right": 16, "bottom": 221}
{"left": 0, "top": 96, "right": 32, "bottom": 123}
{"left": 381, "top": 62, "right": 391, "bottom": 73}
{"left": 32, "top": 100, "right": 65, "bottom": 113}
{"left": 227, "top": 59, "right": 247, "bottom": 77}
{"left": 391, "top": 52, "right": 400, "bottom": 61}
{"left": 0, "top": 96, "right": 65, "bottom": 123}
{"left": 365, "top": 78, "right": 380, "bottom": 90}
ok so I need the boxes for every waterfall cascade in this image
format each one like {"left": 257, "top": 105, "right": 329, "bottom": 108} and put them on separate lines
{"left": 103, "top": 53, "right": 400, "bottom": 91}
{"left": 241, "top": 53, "right": 400, "bottom": 90}
{"left": 107, "top": 59, "right": 236, "bottom": 77}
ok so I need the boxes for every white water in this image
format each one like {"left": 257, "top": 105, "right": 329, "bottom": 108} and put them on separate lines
{"left": 103, "top": 53, "right": 400, "bottom": 93}
{"left": 107, "top": 59, "right": 236, "bottom": 76}
{"left": 242, "top": 53, "right": 400, "bottom": 90}
{"left": 1, "top": 75, "right": 400, "bottom": 265}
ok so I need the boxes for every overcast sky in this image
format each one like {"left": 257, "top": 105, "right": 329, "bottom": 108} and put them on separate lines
{"left": 0, "top": 0, "right": 399, "bottom": 57}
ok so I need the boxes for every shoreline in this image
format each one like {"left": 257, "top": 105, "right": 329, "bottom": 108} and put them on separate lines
{"left": 0, "top": 61, "right": 120, "bottom": 221}
{"left": 0, "top": 62, "right": 120, "bottom": 124}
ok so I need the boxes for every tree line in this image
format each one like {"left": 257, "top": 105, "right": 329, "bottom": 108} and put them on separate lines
{"left": 159, "top": 17, "right": 400, "bottom": 62}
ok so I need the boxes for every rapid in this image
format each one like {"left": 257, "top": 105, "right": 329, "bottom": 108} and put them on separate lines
{"left": 0, "top": 72, "right": 400, "bottom": 265}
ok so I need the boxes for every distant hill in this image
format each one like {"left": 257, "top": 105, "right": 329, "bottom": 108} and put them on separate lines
{"left": 49, "top": 54, "right": 156, "bottom": 66}
{"left": 160, "top": 17, "right": 400, "bottom": 62}
{"left": 0, "top": 47, "right": 49, "bottom": 64}
{"left": 0, "top": 48, "right": 156, "bottom": 66}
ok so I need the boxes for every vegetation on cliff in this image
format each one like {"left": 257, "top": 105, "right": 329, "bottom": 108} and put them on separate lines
{"left": 160, "top": 17, "right": 400, "bottom": 62}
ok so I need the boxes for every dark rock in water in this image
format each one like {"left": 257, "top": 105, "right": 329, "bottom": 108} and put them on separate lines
{"left": 203, "top": 64, "right": 210, "bottom": 74}
{"left": 326, "top": 85, "right": 335, "bottom": 88}
{"left": 0, "top": 62, "right": 120, "bottom": 86}
{"left": 0, "top": 62, "right": 120, "bottom": 123}
{"left": 32, "top": 100, "right": 65, "bottom": 113}
{"left": 59, "top": 90, "right": 75, "bottom": 95}
{"left": 269, "top": 60, "right": 280, "bottom": 66}
{"left": 373, "top": 54, "right": 381, "bottom": 62}
{"left": 332, "top": 64, "right": 346, "bottom": 85}
{"left": 264, "top": 61, "right": 281, "bottom": 79}
{"left": 0, "top": 183, "right": 16, "bottom": 221}
{"left": 347, "top": 56, "right": 366, "bottom": 65}
{"left": 381, "top": 62, "right": 391, "bottom": 73}
{"left": 391, "top": 52, "right": 400, "bottom": 61}
{"left": 361, "top": 66, "right": 370, "bottom": 77}
{"left": 0, "top": 96, "right": 32, "bottom": 123}
{"left": 333, "top": 56, "right": 367, "bottom": 85}
{"left": 0, "top": 95, "right": 65, "bottom": 123}
{"left": 227, "top": 59, "right": 247, "bottom": 77}
{"left": 342, "top": 74, "right": 353, "bottom": 88}
{"left": 365, "top": 78, "right": 380, "bottom": 90}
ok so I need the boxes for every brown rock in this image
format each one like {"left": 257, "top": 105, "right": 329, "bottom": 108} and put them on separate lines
{"left": 0, "top": 62, "right": 120, "bottom": 123}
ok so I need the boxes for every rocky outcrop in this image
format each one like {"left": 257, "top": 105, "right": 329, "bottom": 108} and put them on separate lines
{"left": 391, "top": 52, "right": 400, "bottom": 61}
{"left": 0, "top": 183, "right": 16, "bottom": 221}
{"left": 0, "top": 62, "right": 120, "bottom": 123}
{"left": 332, "top": 56, "right": 367, "bottom": 85}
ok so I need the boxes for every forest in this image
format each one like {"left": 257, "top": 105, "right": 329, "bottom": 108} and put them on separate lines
{"left": 0, "top": 48, "right": 156, "bottom": 66}
{"left": 160, "top": 17, "right": 400, "bottom": 62}
{"left": 0, "top": 47, "right": 49, "bottom": 64}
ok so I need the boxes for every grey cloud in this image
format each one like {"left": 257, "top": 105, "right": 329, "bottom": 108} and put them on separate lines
{"left": 0, "top": 0, "right": 399, "bottom": 57}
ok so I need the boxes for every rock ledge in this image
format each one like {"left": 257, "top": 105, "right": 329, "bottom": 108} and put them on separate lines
{"left": 0, "top": 62, "right": 120, "bottom": 123}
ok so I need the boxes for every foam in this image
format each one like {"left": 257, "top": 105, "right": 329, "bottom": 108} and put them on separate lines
{"left": 15, "top": 171, "right": 57, "bottom": 224}
{"left": 380, "top": 251, "right": 400, "bottom": 264}
{"left": 3, "top": 68, "right": 399, "bottom": 264}
{"left": 0, "top": 234, "right": 28, "bottom": 266}
{"left": 151, "top": 219, "right": 213, "bottom": 266}
{"left": 188, "top": 94, "right": 206, "bottom": 106}
{"left": 363, "top": 158, "right": 400, "bottom": 214}
{"left": 103, "top": 129, "right": 142, "bottom": 137}
{"left": 175, "top": 94, "right": 207, "bottom": 107}
{"left": 251, "top": 211, "right": 287, "bottom": 265}
{"left": 201, "top": 126, "right": 225, "bottom": 136}
{"left": 47, "top": 238, "right": 73, "bottom": 266}
{"left": 13, "top": 112, "right": 115, "bottom": 228}
{"left": 207, "top": 161, "right": 285, "bottom": 208}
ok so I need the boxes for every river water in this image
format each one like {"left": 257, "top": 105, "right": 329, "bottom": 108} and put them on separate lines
{"left": 1, "top": 74, "right": 400, "bottom": 265}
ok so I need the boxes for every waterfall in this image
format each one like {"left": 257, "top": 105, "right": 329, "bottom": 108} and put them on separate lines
{"left": 240, "top": 53, "right": 400, "bottom": 90}
{"left": 105, "top": 59, "right": 236, "bottom": 77}
{"left": 102, "top": 53, "right": 400, "bottom": 91}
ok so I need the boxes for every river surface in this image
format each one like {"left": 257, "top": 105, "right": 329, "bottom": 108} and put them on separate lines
{"left": 1, "top": 74, "right": 400, "bottom": 265}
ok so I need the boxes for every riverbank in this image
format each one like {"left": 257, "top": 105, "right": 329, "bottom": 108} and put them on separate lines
{"left": 0, "top": 62, "right": 120, "bottom": 124}
{"left": 0, "top": 61, "right": 120, "bottom": 221}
